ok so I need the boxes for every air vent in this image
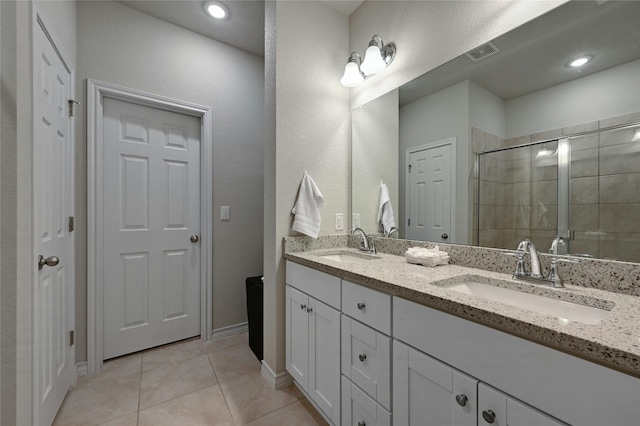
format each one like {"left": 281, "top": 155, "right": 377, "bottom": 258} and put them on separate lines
{"left": 465, "top": 41, "right": 500, "bottom": 62}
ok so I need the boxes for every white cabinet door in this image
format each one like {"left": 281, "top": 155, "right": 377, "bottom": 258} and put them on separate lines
{"left": 342, "top": 376, "right": 391, "bottom": 426}
{"left": 309, "top": 297, "right": 341, "bottom": 425}
{"left": 393, "top": 341, "right": 477, "bottom": 426}
{"left": 342, "top": 315, "right": 391, "bottom": 410}
{"left": 478, "top": 383, "right": 567, "bottom": 426}
{"left": 286, "top": 285, "right": 309, "bottom": 389}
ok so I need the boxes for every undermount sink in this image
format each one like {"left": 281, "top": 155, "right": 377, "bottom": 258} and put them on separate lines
{"left": 316, "top": 250, "right": 380, "bottom": 263}
{"left": 442, "top": 280, "right": 613, "bottom": 325}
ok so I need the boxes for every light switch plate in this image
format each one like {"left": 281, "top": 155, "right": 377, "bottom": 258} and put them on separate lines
{"left": 352, "top": 214, "right": 360, "bottom": 229}
{"left": 335, "top": 213, "right": 344, "bottom": 231}
{"left": 221, "top": 206, "right": 230, "bottom": 221}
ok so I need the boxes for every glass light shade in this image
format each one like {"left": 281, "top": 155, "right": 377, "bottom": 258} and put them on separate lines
{"left": 340, "top": 61, "right": 364, "bottom": 87}
{"left": 632, "top": 128, "right": 640, "bottom": 141}
{"left": 361, "top": 45, "right": 387, "bottom": 75}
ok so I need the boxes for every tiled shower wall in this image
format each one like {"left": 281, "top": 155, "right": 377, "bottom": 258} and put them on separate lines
{"left": 473, "top": 111, "right": 640, "bottom": 262}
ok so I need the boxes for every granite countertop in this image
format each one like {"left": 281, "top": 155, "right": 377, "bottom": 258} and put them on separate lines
{"left": 284, "top": 248, "right": 640, "bottom": 378}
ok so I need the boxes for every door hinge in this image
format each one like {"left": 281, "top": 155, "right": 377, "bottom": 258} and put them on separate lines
{"left": 408, "top": 218, "right": 411, "bottom": 226}
{"left": 68, "top": 99, "right": 79, "bottom": 117}
{"left": 408, "top": 164, "right": 412, "bottom": 173}
{"left": 68, "top": 216, "right": 75, "bottom": 232}
{"left": 69, "top": 330, "right": 75, "bottom": 346}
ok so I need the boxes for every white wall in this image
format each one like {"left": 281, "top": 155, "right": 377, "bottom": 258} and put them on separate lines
{"left": 399, "top": 80, "right": 470, "bottom": 243}
{"left": 469, "top": 80, "right": 507, "bottom": 140}
{"left": 506, "top": 59, "right": 640, "bottom": 137}
{"left": 352, "top": 89, "right": 399, "bottom": 234}
{"left": 264, "top": 0, "right": 349, "bottom": 375}
{"left": 76, "top": 0, "right": 265, "bottom": 361}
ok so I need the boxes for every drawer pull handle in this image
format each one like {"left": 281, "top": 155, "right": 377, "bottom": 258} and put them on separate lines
{"left": 358, "top": 422, "right": 366, "bottom": 426}
{"left": 482, "top": 410, "right": 496, "bottom": 424}
{"left": 307, "top": 307, "right": 313, "bottom": 313}
{"left": 300, "top": 304, "right": 306, "bottom": 310}
{"left": 357, "top": 302, "right": 366, "bottom": 310}
{"left": 358, "top": 353, "right": 367, "bottom": 362}
{"left": 455, "top": 394, "right": 468, "bottom": 407}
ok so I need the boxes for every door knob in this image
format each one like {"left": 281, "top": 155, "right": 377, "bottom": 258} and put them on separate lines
{"left": 358, "top": 353, "right": 367, "bottom": 362}
{"left": 38, "top": 255, "right": 59, "bottom": 270}
{"left": 357, "top": 302, "right": 366, "bottom": 310}
{"left": 441, "top": 233, "right": 449, "bottom": 240}
{"left": 190, "top": 235, "right": 199, "bottom": 243}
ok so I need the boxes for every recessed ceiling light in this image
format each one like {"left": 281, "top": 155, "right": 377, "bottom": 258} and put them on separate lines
{"left": 568, "top": 56, "right": 592, "bottom": 68}
{"left": 205, "top": 1, "right": 228, "bottom": 19}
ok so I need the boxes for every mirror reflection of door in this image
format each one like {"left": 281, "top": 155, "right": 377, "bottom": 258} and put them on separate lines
{"left": 407, "top": 139, "right": 454, "bottom": 242}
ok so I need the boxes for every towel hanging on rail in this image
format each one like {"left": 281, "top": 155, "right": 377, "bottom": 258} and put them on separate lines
{"left": 377, "top": 180, "right": 396, "bottom": 234}
{"left": 291, "top": 171, "right": 324, "bottom": 239}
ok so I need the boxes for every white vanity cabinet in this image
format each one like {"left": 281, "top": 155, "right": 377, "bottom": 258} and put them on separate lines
{"left": 393, "top": 296, "right": 640, "bottom": 426}
{"left": 478, "top": 383, "right": 567, "bottom": 426}
{"left": 286, "top": 262, "right": 341, "bottom": 425}
{"left": 341, "top": 280, "right": 392, "bottom": 425}
{"left": 393, "top": 340, "right": 477, "bottom": 426}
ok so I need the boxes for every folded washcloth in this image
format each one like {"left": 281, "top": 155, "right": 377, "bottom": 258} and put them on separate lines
{"left": 291, "top": 171, "right": 324, "bottom": 238}
{"left": 377, "top": 181, "right": 396, "bottom": 233}
{"left": 405, "top": 246, "right": 450, "bottom": 267}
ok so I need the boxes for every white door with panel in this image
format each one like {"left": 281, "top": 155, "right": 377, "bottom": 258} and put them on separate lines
{"left": 393, "top": 340, "right": 478, "bottom": 426}
{"left": 407, "top": 141, "right": 453, "bottom": 242}
{"left": 102, "top": 98, "right": 201, "bottom": 359}
{"left": 34, "top": 21, "right": 75, "bottom": 426}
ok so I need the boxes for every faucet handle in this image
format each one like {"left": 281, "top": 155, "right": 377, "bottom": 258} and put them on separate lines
{"left": 505, "top": 251, "right": 526, "bottom": 277}
{"left": 549, "top": 236, "right": 566, "bottom": 254}
{"left": 551, "top": 256, "right": 579, "bottom": 265}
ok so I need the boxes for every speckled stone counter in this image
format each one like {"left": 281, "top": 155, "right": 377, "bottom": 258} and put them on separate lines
{"left": 283, "top": 241, "right": 640, "bottom": 378}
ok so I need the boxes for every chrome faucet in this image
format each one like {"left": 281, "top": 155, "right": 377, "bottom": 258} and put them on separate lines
{"left": 516, "top": 239, "right": 543, "bottom": 278}
{"left": 352, "top": 227, "right": 376, "bottom": 254}
{"left": 385, "top": 227, "right": 399, "bottom": 238}
{"left": 507, "top": 237, "right": 578, "bottom": 288}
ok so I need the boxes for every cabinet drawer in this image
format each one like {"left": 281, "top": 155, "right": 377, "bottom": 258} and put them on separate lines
{"left": 342, "top": 376, "right": 391, "bottom": 426}
{"left": 341, "top": 315, "right": 391, "bottom": 410}
{"left": 342, "top": 280, "right": 391, "bottom": 335}
{"left": 286, "top": 261, "right": 341, "bottom": 309}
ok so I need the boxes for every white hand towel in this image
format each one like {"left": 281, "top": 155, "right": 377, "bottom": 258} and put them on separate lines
{"left": 377, "top": 182, "right": 396, "bottom": 233}
{"left": 291, "top": 171, "right": 324, "bottom": 239}
{"left": 405, "top": 246, "right": 450, "bottom": 267}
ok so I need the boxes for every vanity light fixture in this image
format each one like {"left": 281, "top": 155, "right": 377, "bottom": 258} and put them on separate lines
{"left": 340, "top": 52, "right": 365, "bottom": 87}
{"left": 205, "top": 1, "right": 228, "bottom": 19}
{"left": 568, "top": 55, "right": 592, "bottom": 68}
{"left": 341, "top": 34, "right": 396, "bottom": 87}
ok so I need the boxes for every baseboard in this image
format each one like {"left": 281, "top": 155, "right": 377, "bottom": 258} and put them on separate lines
{"left": 76, "top": 362, "right": 88, "bottom": 377}
{"left": 261, "top": 361, "right": 293, "bottom": 390}
{"left": 210, "top": 322, "right": 248, "bottom": 341}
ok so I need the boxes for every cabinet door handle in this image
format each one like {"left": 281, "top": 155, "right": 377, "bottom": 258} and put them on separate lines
{"left": 455, "top": 394, "right": 468, "bottom": 407}
{"left": 300, "top": 304, "right": 306, "bottom": 310}
{"left": 357, "top": 422, "right": 366, "bottom": 426}
{"left": 482, "top": 410, "right": 496, "bottom": 424}
{"left": 357, "top": 302, "right": 366, "bottom": 310}
{"left": 307, "top": 307, "right": 313, "bottom": 313}
{"left": 358, "top": 353, "right": 367, "bottom": 362}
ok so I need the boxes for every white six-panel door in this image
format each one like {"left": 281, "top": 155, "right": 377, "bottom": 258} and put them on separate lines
{"left": 407, "top": 141, "right": 453, "bottom": 242}
{"left": 34, "top": 20, "right": 75, "bottom": 426}
{"left": 102, "top": 98, "right": 201, "bottom": 359}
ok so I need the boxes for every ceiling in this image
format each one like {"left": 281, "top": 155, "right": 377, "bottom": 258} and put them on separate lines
{"left": 399, "top": 0, "right": 640, "bottom": 105}
{"left": 118, "top": 0, "right": 364, "bottom": 58}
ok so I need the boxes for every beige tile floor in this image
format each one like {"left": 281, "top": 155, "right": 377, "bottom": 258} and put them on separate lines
{"left": 53, "top": 332, "right": 328, "bottom": 426}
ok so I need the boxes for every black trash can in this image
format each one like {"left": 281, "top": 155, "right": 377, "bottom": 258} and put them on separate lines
{"left": 245, "top": 276, "right": 263, "bottom": 361}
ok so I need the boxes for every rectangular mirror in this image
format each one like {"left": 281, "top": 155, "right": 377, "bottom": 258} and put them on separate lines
{"left": 351, "top": 0, "right": 640, "bottom": 262}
